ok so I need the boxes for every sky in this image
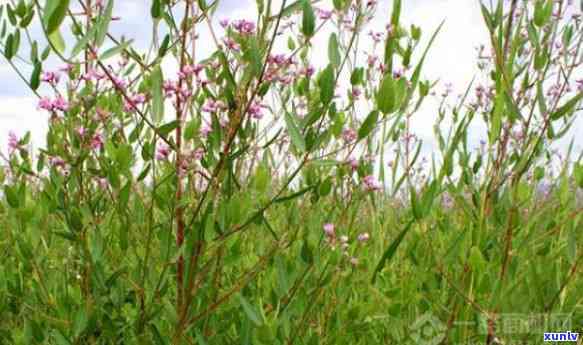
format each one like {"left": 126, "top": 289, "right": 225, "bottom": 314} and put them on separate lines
{"left": 0, "top": 0, "right": 581, "bottom": 160}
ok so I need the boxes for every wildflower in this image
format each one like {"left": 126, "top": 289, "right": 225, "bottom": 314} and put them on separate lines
{"left": 347, "top": 157, "right": 359, "bottom": 170}
{"left": 38, "top": 97, "right": 54, "bottom": 111}
{"left": 76, "top": 126, "right": 86, "bottom": 137}
{"left": 233, "top": 19, "right": 256, "bottom": 35}
{"left": 123, "top": 93, "right": 146, "bottom": 112}
{"left": 202, "top": 99, "right": 226, "bottom": 113}
{"left": 41, "top": 71, "right": 61, "bottom": 85}
{"left": 163, "top": 80, "right": 177, "bottom": 98}
{"left": 248, "top": 101, "right": 264, "bottom": 119}
{"left": 302, "top": 65, "right": 315, "bottom": 77}
{"left": 219, "top": 18, "right": 230, "bottom": 28}
{"left": 357, "top": 232, "right": 370, "bottom": 242}
{"left": 52, "top": 96, "right": 70, "bottom": 112}
{"left": 200, "top": 125, "right": 212, "bottom": 137}
{"left": 317, "top": 8, "right": 333, "bottom": 20}
{"left": 90, "top": 133, "right": 104, "bottom": 151}
{"left": 192, "top": 147, "right": 205, "bottom": 160}
{"left": 96, "top": 177, "right": 109, "bottom": 190}
{"left": 49, "top": 156, "right": 66, "bottom": 167}
{"left": 156, "top": 143, "right": 171, "bottom": 161}
{"left": 350, "top": 257, "right": 359, "bottom": 266}
{"left": 362, "top": 175, "right": 382, "bottom": 192}
{"left": 8, "top": 131, "right": 19, "bottom": 155}
{"left": 339, "top": 235, "right": 349, "bottom": 243}
{"left": 323, "top": 223, "right": 335, "bottom": 237}
{"left": 222, "top": 37, "right": 241, "bottom": 51}
{"left": 342, "top": 128, "right": 357, "bottom": 142}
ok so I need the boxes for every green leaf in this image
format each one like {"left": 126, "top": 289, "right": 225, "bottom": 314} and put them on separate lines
{"left": 158, "top": 120, "right": 178, "bottom": 137}
{"left": 328, "top": 33, "right": 341, "bottom": 67}
{"left": 372, "top": 219, "right": 415, "bottom": 283}
{"left": 285, "top": 112, "right": 306, "bottom": 152}
{"left": 30, "top": 61, "right": 41, "bottom": 90}
{"left": 48, "top": 29, "right": 66, "bottom": 55}
{"left": 350, "top": 67, "right": 364, "bottom": 85}
{"left": 301, "top": 239, "right": 314, "bottom": 264}
{"left": 377, "top": 75, "right": 396, "bottom": 114}
{"left": 550, "top": 93, "right": 583, "bottom": 120}
{"left": 238, "top": 294, "right": 263, "bottom": 326}
{"left": 99, "top": 39, "right": 133, "bottom": 60}
{"left": 71, "top": 25, "right": 97, "bottom": 58}
{"left": 151, "top": 66, "right": 164, "bottom": 123}
{"left": 95, "top": 0, "right": 113, "bottom": 46}
{"left": 151, "top": 0, "right": 162, "bottom": 19}
{"left": 318, "top": 64, "right": 335, "bottom": 105}
{"left": 301, "top": 0, "right": 315, "bottom": 38}
{"left": 242, "top": 36, "right": 262, "bottom": 79}
{"left": 72, "top": 307, "right": 88, "bottom": 338}
{"left": 469, "top": 246, "right": 486, "bottom": 273}
{"left": 45, "top": 0, "right": 70, "bottom": 34}
{"left": 4, "top": 185, "right": 20, "bottom": 208}
{"left": 358, "top": 110, "right": 379, "bottom": 139}
{"left": 4, "top": 33, "right": 15, "bottom": 59}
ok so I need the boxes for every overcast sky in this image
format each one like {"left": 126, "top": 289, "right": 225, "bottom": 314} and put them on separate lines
{"left": 0, "top": 0, "right": 581, "bottom": 160}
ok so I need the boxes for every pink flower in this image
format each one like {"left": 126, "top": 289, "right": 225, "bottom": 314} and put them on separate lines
{"left": 76, "top": 126, "right": 86, "bottom": 137}
{"left": 351, "top": 87, "right": 362, "bottom": 99}
{"left": 233, "top": 19, "right": 256, "bottom": 35}
{"left": 323, "top": 223, "right": 335, "bottom": 237}
{"left": 41, "top": 71, "right": 61, "bottom": 84}
{"left": 347, "top": 157, "right": 359, "bottom": 170}
{"left": 49, "top": 156, "right": 66, "bottom": 167}
{"left": 82, "top": 68, "right": 105, "bottom": 82}
{"left": 8, "top": 131, "right": 19, "bottom": 154}
{"left": 357, "top": 232, "right": 370, "bottom": 242}
{"left": 90, "top": 133, "right": 104, "bottom": 151}
{"left": 96, "top": 177, "right": 109, "bottom": 190}
{"left": 302, "top": 65, "right": 315, "bottom": 77}
{"left": 111, "top": 75, "right": 127, "bottom": 89}
{"left": 38, "top": 97, "right": 54, "bottom": 111}
{"left": 219, "top": 18, "right": 230, "bottom": 28}
{"left": 317, "top": 8, "right": 333, "bottom": 20}
{"left": 54, "top": 96, "right": 69, "bottom": 111}
{"left": 59, "top": 64, "right": 73, "bottom": 73}
{"left": 222, "top": 37, "right": 240, "bottom": 51}
{"left": 163, "top": 80, "right": 177, "bottom": 98}
{"left": 156, "top": 143, "right": 171, "bottom": 161}
{"left": 577, "top": 79, "right": 583, "bottom": 92}
{"left": 342, "top": 128, "right": 357, "bottom": 142}
{"left": 200, "top": 125, "right": 212, "bottom": 137}
{"left": 248, "top": 101, "right": 264, "bottom": 119}
{"left": 202, "top": 99, "right": 226, "bottom": 113}
{"left": 362, "top": 175, "right": 382, "bottom": 192}
{"left": 123, "top": 93, "right": 146, "bottom": 112}
{"left": 192, "top": 147, "right": 205, "bottom": 160}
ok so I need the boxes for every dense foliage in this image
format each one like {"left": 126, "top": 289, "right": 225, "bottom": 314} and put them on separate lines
{"left": 0, "top": 0, "right": 582, "bottom": 344}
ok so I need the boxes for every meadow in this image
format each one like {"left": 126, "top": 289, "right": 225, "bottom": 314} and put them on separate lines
{"left": 0, "top": 0, "right": 582, "bottom": 344}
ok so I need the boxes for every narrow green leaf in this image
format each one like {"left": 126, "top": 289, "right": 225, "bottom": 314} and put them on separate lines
{"left": 328, "top": 33, "right": 341, "bottom": 67}
{"left": 377, "top": 75, "right": 396, "bottom": 114}
{"left": 372, "top": 219, "right": 415, "bottom": 283}
{"left": 301, "top": 0, "right": 315, "bottom": 38}
{"left": 151, "top": 65, "right": 164, "bottom": 123}
{"left": 45, "top": 0, "right": 70, "bottom": 34}
{"left": 285, "top": 112, "right": 306, "bottom": 152}
{"left": 358, "top": 110, "right": 379, "bottom": 139}
{"left": 318, "top": 64, "right": 335, "bottom": 105}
